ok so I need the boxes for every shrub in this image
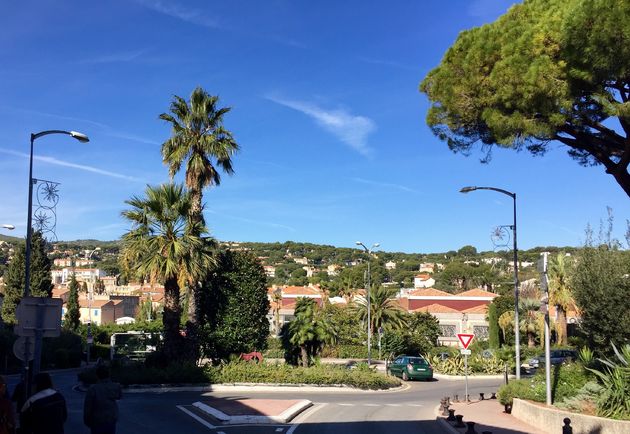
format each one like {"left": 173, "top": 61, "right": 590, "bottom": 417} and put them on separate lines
{"left": 588, "top": 344, "right": 630, "bottom": 420}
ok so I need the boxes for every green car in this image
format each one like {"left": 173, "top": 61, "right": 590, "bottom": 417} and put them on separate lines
{"left": 388, "top": 355, "right": 433, "bottom": 381}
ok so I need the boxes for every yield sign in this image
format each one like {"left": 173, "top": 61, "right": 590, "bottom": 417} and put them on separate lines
{"left": 457, "top": 333, "right": 474, "bottom": 349}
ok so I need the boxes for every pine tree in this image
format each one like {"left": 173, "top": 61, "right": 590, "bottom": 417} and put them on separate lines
{"left": 64, "top": 274, "right": 81, "bottom": 331}
{"left": 1, "top": 231, "right": 53, "bottom": 324}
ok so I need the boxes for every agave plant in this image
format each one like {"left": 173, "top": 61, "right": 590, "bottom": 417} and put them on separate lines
{"left": 587, "top": 344, "right": 630, "bottom": 420}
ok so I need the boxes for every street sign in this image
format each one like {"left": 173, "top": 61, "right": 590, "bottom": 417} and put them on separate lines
{"left": 460, "top": 349, "right": 471, "bottom": 355}
{"left": 14, "top": 297, "right": 62, "bottom": 338}
{"left": 457, "top": 333, "right": 475, "bottom": 349}
{"left": 13, "top": 336, "right": 35, "bottom": 361}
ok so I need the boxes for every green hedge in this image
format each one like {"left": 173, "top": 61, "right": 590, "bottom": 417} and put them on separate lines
{"left": 78, "top": 360, "right": 401, "bottom": 390}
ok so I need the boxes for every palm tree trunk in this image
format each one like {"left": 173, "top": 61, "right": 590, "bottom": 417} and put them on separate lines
{"left": 186, "top": 187, "right": 204, "bottom": 359}
{"left": 557, "top": 306, "right": 568, "bottom": 346}
{"left": 528, "top": 332, "right": 535, "bottom": 348}
{"left": 163, "top": 276, "right": 183, "bottom": 359}
{"left": 300, "top": 346, "right": 308, "bottom": 367}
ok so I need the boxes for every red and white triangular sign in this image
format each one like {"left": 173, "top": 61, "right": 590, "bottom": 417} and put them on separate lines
{"left": 457, "top": 333, "right": 474, "bottom": 349}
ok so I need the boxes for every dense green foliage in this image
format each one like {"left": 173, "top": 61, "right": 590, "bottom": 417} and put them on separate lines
{"left": 1, "top": 231, "right": 53, "bottom": 324}
{"left": 571, "top": 244, "right": 630, "bottom": 354}
{"left": 200, "top": 250, "right": 270, "bottom": 361}
{"left": 587, "top": 344, "right": 630, "bottom": 420}
{"left": 421, "top": 0, "right": 630, "bottom": 196}
{"left": 284, "top": 298, "right": 336, "bottom": 367}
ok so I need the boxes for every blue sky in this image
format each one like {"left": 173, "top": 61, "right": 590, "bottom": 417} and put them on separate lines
{"left": 0, "top": 0, "right": 628, "bottom": 253}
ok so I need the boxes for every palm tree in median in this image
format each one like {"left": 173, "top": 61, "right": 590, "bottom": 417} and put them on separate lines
{"left": 547, "top": 253, "right": 574, "bottom": 346}
{"left": 289, "top": 298, "right": 336, "bottom": 367}
{"left": 121, "top": 183, "right": 212, "bottom": 360}
{"left": 159, "top": 87, "right": 240, "bottom": 342}
{"left": 352, "top": 285, "right": 407, "bottom": 337}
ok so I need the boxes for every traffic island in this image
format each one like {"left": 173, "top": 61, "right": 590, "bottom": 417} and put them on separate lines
{"left": 193, "top": 398, "right": 312, "bottom": 424}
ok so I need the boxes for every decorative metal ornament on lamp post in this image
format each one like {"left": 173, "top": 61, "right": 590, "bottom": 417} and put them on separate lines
{"left": 460, "top": 185, "right": 521, "bottom": 379}
{"left": 356, "top": 241, "right": 380, "bottom": 366}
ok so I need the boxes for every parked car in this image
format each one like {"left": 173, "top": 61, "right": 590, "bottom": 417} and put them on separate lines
{"left": 388, "top": 355, "right": 433, "bottom": 381}
{"left": 528, "top": 349, "right": 577, "bottom": 369}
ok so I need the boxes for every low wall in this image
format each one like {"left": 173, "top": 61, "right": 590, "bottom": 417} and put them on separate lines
{"left": 512, "top": 398, "right": 630, "bottom": 434}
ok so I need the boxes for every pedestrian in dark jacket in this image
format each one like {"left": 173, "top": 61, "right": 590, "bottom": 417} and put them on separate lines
{"left": 83, "top": 365, "right": 122, "bottom": 434}
{"left": 21, "top": 373, "right": 67, "bottom": 434}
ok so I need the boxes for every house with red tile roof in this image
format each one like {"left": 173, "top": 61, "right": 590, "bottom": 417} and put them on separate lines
{"left": 413, "top": 273, "right": 435, "bottom": 288}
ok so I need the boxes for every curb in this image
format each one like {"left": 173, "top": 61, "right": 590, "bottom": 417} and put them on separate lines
{"left": 433, "top": 373, "right": 514, "bottom": 381}
{"left": 193, "top": 399, "right": 313, "bottom": 424}
{"left": 120, "top": 382, "right": 408, "bottom": 394}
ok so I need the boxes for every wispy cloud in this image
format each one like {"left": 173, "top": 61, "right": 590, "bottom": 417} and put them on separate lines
{"left": 0, "top": 148, "right": 143, "bottom": 182}
{"left": 357, "top": 56, "right": 418, "bottom": 72}
{"left": 265, "top": 95, "right": 376, "bottom": 157}
{"left": 0, "top": 106, "right": 159, "bottom": 146}
{"left": 134, "top": 0, "right": 220, "bottom": 28}
{"left": 351, "top": 177, "right": 417, "bottom": 193}
{"left": 78, "top": 50, "right": 147, "bottom": 65}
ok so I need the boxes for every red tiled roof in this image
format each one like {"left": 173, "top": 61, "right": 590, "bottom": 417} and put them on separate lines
{"left": 414, "top": 273, "right": 432, "bottom": 280}
{"left": 282, "top": 286, "right": 321, "bottom": 296}
{"left": 408, "top": 288, "right": 452, "bottom": 297}
{"left": 463, "top": 304, "right": 488, "bottom": 314}
{"left": 455, "top": 288, "right": 498, "bottom": 298}
{"left": 413, "top": 303, "right": 460, "bottom": 314}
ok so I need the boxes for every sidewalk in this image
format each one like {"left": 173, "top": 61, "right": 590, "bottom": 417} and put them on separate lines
{"left": 437, "top": 398, "right": 547, "bottom": 434}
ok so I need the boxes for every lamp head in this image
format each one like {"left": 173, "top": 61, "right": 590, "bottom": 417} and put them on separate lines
{"left": 373, "top": 243, "right": 380, "bottom": 248}
{"left": 2, "top": 224, "right": 15, "bottom": 230}
{"left": 70, "top": 131, "right": 90, "bottom": 143}
{"left": 355, "top": 241, "right": 362, "bottom": 246}
{"left": 460, "top": 186, "right": 477, "bottom": 194}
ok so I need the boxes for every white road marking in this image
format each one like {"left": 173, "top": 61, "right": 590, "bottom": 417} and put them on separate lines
{"left": 363, "top": 403, "right": 380, "bottom": 407}
{"left": 176, "top": 405, "right": 216, "bottom": 429}
{"left": 338, "top": 403, "right": 354, "bottom": 406}
{"left": 408, "top": 404, "right": 424, "bottom": 407}
{"left": 386, "top": 404, "right": 402, "bottom": 407}
{"left": 287, "top": 404, "right": 326, "bottom": 434}
{"left": 275, "top": 428, "right": 284, "bottom": 432}
{"left": 217, "top": 432, "right": 226, "bottom": 434}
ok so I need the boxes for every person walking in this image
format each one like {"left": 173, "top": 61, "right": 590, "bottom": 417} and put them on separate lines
{"left": 20, "top": 373, "right": 67, "bottom": 434}
{"left": 83, "top": 365, "right": 122, "bottom": 434}
{"left": 0, "top": 376, "right": 15, "bottom": 434}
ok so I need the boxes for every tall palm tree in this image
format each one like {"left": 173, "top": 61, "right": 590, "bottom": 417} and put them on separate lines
{"left": 352, "top": 285, "right": 407, "bottom": 336}
{"left": 547, "top": 253, "right": 574, "bottom": 345}
{"left": 121, "top": 183, "right": 212, "bottom": 360}
{"left": 498, "top": 310, "right": 514, "bottom": 342}
{"left": 271, "top": 288, "right": 283, "bottom": 336}
{"left": 160, "top": 87, "right": 240, "bottom": 339}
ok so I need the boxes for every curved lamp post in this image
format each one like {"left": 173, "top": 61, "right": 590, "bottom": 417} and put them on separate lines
{"left": 356, "top": 241, "right": 380, "bottom": 366}
{"left": 460, "top": 185, "right": 521, "bottom": 379}
{"left": 85, "top": 247, "right": 101, "bottom": 364}
{"left": 24, "top": 130, "right": 89, "bottom": 383}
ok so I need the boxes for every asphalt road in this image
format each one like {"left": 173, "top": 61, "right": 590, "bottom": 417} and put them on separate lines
{"left": 7, "top": 370, "right": 504, "bottom": 434}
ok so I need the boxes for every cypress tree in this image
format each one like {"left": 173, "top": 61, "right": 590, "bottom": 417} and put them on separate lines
{"left": 64, "top": 274, "right": 81, "bottom": 331}
{"left": 488, "top": 302, "right": 500, "bottom": 349}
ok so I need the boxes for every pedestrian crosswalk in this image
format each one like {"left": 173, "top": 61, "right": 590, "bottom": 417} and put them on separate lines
{"left": 315, "top": 402, "right": 423, "bottom": 407}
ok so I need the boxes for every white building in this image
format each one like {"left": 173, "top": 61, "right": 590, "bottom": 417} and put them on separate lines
{"left": 51, "top": 268, "right": 106, "bottom": 285}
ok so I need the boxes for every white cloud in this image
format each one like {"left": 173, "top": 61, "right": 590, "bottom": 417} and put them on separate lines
{"left": 265, "top": 95, "right": 376, "bottom": 157}
{"left": 0, "top": 148, "right": 143, "bottom": 182}
{"left": 78, "top": 50, "right": 147, "bottom": 64}
{"left": 351, "top": 177, "right": 417, "bottom": 193}
{"left": 134, "top": 0, "right": 220, "bottom": 28}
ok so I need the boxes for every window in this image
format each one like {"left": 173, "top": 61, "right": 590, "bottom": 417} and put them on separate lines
{"left": 473, "top": 325, "right": 489, "bottom": 339}
{"left": 93, "top": 309, "right": 99, "bottom": 316}
{"left": 439, "top": 324, "right": 457, "bottom": 337}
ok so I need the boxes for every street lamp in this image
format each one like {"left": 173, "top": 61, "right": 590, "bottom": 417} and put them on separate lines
{"left": 1, "top": 224, "right": 15, "bottom": 230}
{"left": 459, "top": 185, "right": 521, "bottom": 379}
{"left": 24, "top": 130, "right": 89, "bottom": 382}
{"left": 25, "top": 130, "right": 89, "bottom": 298}
{"left": 356, "top": 241, "right": 380, "bottom": 366}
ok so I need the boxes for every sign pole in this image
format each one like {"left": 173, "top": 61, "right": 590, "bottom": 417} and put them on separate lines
{"left": 457, "top": 333, "right": 475, "bottom": 404}
{"left": 465, "top": 353, "right": 469, "bottom": 403}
